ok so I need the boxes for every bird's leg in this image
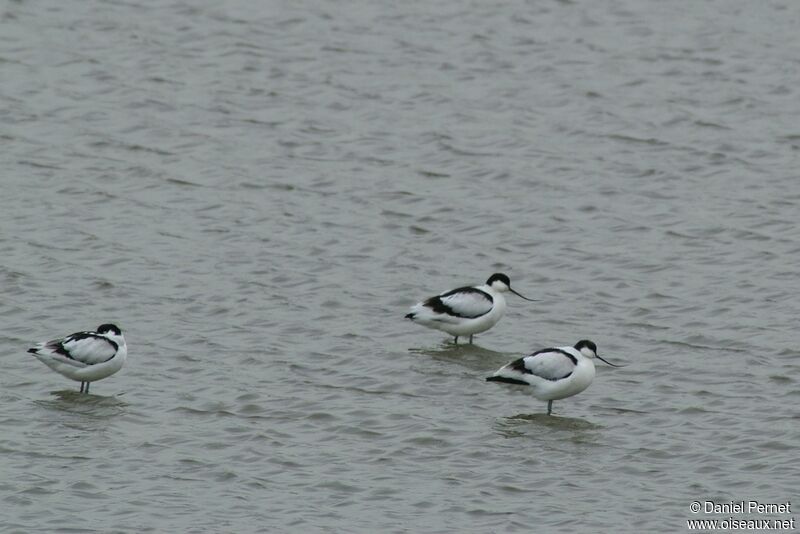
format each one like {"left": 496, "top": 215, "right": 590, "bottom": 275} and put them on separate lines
{"left": 453, "top": 336, "right": 459, "bottom": 344}
{"left": 469, "top": 335, "right": 474, "bottom": 344}
{"left": 80, "top": 382, "right": 85, "bottom": 393}
{"left": 547, "top": 400, "right": 553, "bottom": 416}
{"left": 85, "top": 382, "right": 90, "bottom": 394}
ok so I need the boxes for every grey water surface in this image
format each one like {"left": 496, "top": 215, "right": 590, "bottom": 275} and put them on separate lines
{"left": 1, "top": 0, "right": 799, "bottom": 532}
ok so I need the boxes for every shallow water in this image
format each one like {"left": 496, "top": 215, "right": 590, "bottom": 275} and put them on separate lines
{"left": 2, "top": 0, "right": 799, "bottom": 532}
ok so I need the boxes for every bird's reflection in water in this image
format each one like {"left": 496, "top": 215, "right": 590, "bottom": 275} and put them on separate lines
{"left": 494, "top": 412, "right": 602, "bottom": 441}
{"left": 409, "top": 342, "right": 513, "bottom": 372}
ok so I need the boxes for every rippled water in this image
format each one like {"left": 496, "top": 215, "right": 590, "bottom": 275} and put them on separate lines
{"left": 2, "top": 0, "right": 799, "bottom": 532}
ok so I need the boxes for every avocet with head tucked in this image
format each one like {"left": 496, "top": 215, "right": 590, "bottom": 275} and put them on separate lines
{"left": 27, "top": 324, "right": 127, "bottom": 393}
{"left": 405, "top": 273, "right": 534, "bottom": 344}
{"left": 486, "top": 340, "right": 619, "bottom": 415}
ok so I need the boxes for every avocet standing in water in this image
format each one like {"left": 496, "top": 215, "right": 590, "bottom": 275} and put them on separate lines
{"left": 27, "top": 324, "right": 127, "bottom": 393}
{"left": 405, "top": 273, "right": 534, "bottom": 344}
{"left": 486, "top": 340, "right": 620, "bottom": 415}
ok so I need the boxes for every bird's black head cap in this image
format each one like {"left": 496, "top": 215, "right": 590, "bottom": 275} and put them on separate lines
{"left": 486, "top": 273, "right": 511, "bottom": 286}
{"left": 574, "top": 339, "right": 597, "bottom": 353}
{"left": 97, "top": 324, "right": 122, "bottom": 336}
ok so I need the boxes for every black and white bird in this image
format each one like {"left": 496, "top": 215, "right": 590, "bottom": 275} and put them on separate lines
{"left": 405, "top": 273, "right": 534, "bottom": 344}
{"left": 27, "top": 324, "right": 127, "bottom": 393}
{"left": 486, "top": 340, "right": 619, "bottom": 415}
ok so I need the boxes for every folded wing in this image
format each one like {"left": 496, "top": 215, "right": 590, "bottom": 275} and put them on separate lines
{"left": 45, "top": 332, "right": 118, "bottom": 366}
{"left": 425, "top": 287, "right": 493, "bottom": 319}
{"left": 516, "top": 348, "right": 577, "bottom": 381}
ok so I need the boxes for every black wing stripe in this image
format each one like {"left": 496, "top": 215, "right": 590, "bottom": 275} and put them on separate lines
{"left": 513, "top": 350, "right": 576, "bottom": 381}
{"left": 486, "top": 376, "right": 529, "bottom": 385}
{"left": 423, "top": 295, "right": 456, "bottom": 315}
{"left": 424, "top": 287, "right": 493, "bottom": 319}
{"left": 50, "top": 332, "right": 119, "bottom": 364}
{"left": 43, "top": 339, "right": 76, "bottom": 359}
{"left": 529, "top": 347, "right": 578, "bottom": 365}
{"left": 509, "top": 357, "right": 529, "bottom": 373}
